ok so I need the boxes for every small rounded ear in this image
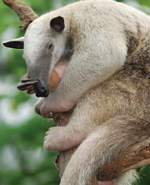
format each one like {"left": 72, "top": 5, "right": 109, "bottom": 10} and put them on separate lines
{"left": 50, "top": 16, "right": 65, "bottom": 32}
{"left": 2, "top": 37, "right": 24, "bottom": 49}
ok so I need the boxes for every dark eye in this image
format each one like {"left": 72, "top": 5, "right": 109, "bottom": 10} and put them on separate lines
{"left": 49, "top": 44, "right": 53, "bottom": 50}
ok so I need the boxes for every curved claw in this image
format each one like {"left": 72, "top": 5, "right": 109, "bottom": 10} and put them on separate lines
{"left": 17, "top": 73, "right": 38, "bottom": 94}
{"left": 17, "top": 81, "right": 37, "bottom": 91}
{"left": 20, "top": 73, "right": 31, "bottom": 82}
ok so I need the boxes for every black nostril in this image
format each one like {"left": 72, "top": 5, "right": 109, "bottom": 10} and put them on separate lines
{"left": 33, "top": 84, "right": 49, "bottom": 97}
{"left": 38, "top": 86, "right": 49, "bottom": 97}
{"left": 41, "top": 86, "right": 46, "bottom": 93}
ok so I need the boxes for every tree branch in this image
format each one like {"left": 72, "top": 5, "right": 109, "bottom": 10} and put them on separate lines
{"left": 3, "top": 0, "right": 38, "bottom": 30}
{"left": 98, "top": 139, "right": 150, "bottom": 181}
{"left": 3, "top": 0, "right": 150, "bottom": 182}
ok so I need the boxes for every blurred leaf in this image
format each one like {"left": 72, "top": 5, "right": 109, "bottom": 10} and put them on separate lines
{"left": 137, "top": 0, "right": 150, "bottom": 8}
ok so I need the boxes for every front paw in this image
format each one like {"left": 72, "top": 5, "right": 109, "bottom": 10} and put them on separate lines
{"left": 35, "top": 98, "right": 53, "bottom": 118}
{"left": 44, "top": 126, "right": 66, "bottom": 151}
{"left": 35, "top": 96, "right": 75, "bottom": 117}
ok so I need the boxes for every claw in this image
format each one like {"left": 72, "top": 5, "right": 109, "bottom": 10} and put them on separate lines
{"left": 20, "top": 74, "right": 30, "bottom": 82}
{"left": 20, "top": 77, "right": 32, "bottom": 83}
{"left": 17, "top": 81, "right": 38, "bottom": 90}
{"left": 17, "top": 73, "right": 38, "bottom": 93}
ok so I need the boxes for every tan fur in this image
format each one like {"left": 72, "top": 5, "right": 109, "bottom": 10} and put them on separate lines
{"left": 56, "top": 31, "right": 150, "bottom": 185}
{"left": 3, "top": 0, "right": 150, "bottom": 184}
{"left": 43, "top": 1, "right": 150, "bottom": 184}
{"left": 27, "top": 0, "right": 150, "bottom": 113}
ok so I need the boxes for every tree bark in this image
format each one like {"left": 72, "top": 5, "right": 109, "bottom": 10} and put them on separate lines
{"left": 3, "top": 0, "right": 38, "bottom": 30}
{"left": 3, "top": 0, "right": 150, "bottom": 183}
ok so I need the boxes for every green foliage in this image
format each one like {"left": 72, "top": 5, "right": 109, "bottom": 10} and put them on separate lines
{"left": 0, "top": 0, "right": 150, "bottom": 185}
{"left": 137, "top": 0, "right": 150, "bottom": 7}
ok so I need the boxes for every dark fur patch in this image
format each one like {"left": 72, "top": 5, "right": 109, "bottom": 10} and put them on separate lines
{"left": 118, "top": 33, "right": 150, "bottom": 84}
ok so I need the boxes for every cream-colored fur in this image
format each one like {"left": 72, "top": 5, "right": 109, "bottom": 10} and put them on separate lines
{"left": 3, "top": 0, "right": 150, "bottom": 184}
{"left": 35, "top": 0, "right": 150, "bottom": 112}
